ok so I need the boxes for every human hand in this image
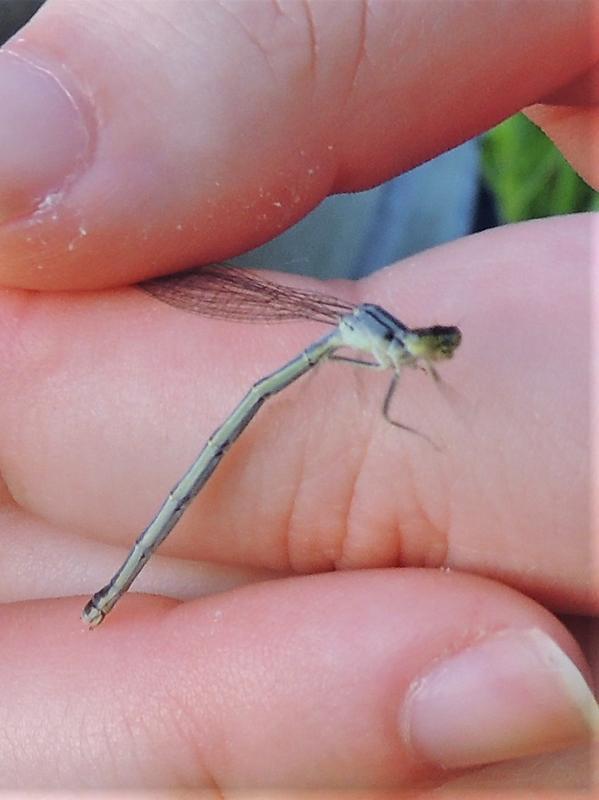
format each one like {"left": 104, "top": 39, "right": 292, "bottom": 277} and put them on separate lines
{"left": 1, "top": 212, "right": 596, "bottom": 789}
{"left": 0, "top": 0, "right": 596, "bottom": 791}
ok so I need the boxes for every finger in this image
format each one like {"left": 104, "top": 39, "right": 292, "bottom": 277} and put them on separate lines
{"left": 0, "top": 0, "right": 596, "bottom": 289}
{"left": 1, "top": 570, "right": 596, "bottom": 789}
{"left": 525, "top": 62, "right": 599, "bottom": 191}
{"left": 433, "top": 746, "right": 592, "bottom": 792}
{"left": 526, "top": 114, "right": 599, "bottom": 191}
{"left": 0, "top": 213, "right": 593, "bottom": 614}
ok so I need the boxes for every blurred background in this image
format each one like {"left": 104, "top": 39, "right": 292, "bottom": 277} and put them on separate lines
{"left": 1, "top": 0, "right": 597, "bottom": 279}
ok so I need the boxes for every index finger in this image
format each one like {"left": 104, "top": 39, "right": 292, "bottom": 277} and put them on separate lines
{"left": 0, "top": 213, "right": 593, "bottom": 613}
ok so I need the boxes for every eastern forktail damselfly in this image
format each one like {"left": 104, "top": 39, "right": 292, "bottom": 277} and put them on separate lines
{"left": 82, "top": 264, "right": 461, "bottom": 626}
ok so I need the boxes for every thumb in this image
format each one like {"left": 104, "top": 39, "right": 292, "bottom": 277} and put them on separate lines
{"left": 0, "top": 0, "right": 594, "bottom": 290}
{"left": 2, "top": 570, "right": 596, "bottom": 789}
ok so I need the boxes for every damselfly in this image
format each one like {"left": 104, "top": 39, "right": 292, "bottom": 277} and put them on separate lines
{"left": 82, "top": 264, "right": 461, "bottom": 626}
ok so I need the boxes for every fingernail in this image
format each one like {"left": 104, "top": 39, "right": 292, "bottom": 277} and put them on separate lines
{"left": 0, "top": 50, "right": 92, "bottom": 223}
{"left": 401, "top": 628, "right": 598, "bottom": 769}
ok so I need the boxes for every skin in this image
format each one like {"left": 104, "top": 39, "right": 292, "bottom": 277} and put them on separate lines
{"left": 0, "top": 0, "right": 597, "bottom": 791}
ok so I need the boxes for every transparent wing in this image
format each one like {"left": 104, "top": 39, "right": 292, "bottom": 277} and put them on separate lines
{"left": 139, "top": 263, "right": 354, "bottom": 325}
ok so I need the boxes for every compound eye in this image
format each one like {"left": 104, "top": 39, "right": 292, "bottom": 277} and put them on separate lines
{"left": 438, "top": 342, "right": 455, "bottom": 358}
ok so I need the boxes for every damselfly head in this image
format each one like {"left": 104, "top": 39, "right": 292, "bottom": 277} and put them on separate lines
{"left": 407, "top": 325, "right": 462, "bottom": 362}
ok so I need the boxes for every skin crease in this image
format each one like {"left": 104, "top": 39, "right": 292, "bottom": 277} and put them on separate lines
{"left": 0, "top": 0, "right": 597, "bottom": 792}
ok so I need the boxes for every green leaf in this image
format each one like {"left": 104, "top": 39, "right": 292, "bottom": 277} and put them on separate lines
{"left": 481, "top": 114, "right": 598, "bottom": 223}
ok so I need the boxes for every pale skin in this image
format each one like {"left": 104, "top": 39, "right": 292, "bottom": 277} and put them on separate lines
{"left": 0, "top": 0, "right": 597, "bottom": 791}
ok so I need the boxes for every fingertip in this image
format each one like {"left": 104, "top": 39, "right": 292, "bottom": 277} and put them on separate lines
{"left": 401, "top": 626, "right": 597, "bottom": 770}
{"left": 0, "top": 1, "right": 339, "bottom": 290}
{"left": 526, "top": 103, "right": 599, "bottom": 191}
